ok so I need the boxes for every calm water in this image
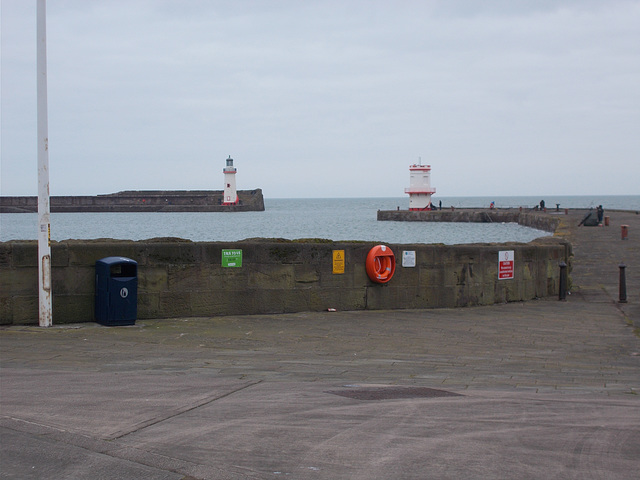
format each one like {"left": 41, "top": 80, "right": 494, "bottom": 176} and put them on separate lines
{"left": 1, "top": 195, "right": 638, "bottom": 245}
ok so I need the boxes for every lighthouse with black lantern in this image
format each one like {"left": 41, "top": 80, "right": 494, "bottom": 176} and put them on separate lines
{"left": 405, "top": 163, "right": 436, "bottom": 210}
{"left": 222, "top": 155, "right": 238, "bottom": 205}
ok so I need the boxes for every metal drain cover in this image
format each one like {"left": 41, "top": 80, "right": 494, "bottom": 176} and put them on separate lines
{"left": 326, "top": 386, "right": 463, "bottom": 401}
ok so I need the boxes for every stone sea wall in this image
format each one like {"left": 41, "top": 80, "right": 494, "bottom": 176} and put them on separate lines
{"left": 0, "top": 236, "right": 571, "bottom": 325}
{"left": 377, "top": 209, "right": 561, "bottom": 232}
{"left": 0, "top": 189, "right": 265, "bottom": 213}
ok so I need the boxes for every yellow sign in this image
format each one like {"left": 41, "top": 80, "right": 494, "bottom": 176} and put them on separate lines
{"left": 333, "top": 250, "right": 345, "bottom": 274}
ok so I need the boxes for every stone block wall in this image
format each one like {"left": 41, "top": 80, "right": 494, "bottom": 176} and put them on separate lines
{"left": 0, "top": 189, "right": 265, "bottom": 213}
{"left": 0, "top": 237, "right": 571, "bottom": 325}
{"left": 377, "top": 209, "right": 561, "bottom": 232}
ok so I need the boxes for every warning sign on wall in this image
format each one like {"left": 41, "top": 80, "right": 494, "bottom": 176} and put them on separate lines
{"left": 333, "top": 250, "right": 345, "bottom": 274}
{"left": 498, "top": 250, "right": 514, "bottom": 280}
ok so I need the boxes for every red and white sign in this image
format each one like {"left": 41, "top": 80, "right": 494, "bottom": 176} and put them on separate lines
{"left": 498, "top": 250, "right": 514, "bottom": 280}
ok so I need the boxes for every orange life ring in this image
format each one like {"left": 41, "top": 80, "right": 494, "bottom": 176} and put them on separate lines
{"left": 365, "top": 245, "right": 396, "bottom": 284}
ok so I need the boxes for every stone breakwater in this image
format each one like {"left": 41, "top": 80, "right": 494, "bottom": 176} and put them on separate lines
{"left": 377, "top": 209, "right": 560, "bottom": 232}
{"left": 0, "top": 189, "right": 265, "bottom": 213}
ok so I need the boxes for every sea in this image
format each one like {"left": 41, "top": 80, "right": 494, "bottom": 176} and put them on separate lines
{"left": 1, "top": 195, "right": 638, "bottom": 245}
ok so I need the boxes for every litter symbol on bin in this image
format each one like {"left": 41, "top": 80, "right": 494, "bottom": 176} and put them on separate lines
{"left": 120, "top": 287, "right": 129, "bottom": 299}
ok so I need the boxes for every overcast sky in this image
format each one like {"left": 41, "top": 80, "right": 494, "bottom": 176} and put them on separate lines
{"left": 1, "top": 0, "right": 639, "bottom": 198}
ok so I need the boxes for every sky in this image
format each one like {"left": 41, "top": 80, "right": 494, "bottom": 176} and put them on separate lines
{"left": 1, "top": 0, "right": 639, "bottom": 198}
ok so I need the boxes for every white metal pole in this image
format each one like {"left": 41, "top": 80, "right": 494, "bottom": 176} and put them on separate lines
{"left": 37, "top": 0, "right": 52, "bottom": 327}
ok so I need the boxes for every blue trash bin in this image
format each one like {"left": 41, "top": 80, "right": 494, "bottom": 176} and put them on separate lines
{"left": 95, "top": 257, "right": 137, "bottom": 326}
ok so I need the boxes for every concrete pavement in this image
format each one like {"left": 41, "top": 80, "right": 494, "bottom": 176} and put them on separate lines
{"left": 1, "top": 209, "right": 639, "bottom": 479}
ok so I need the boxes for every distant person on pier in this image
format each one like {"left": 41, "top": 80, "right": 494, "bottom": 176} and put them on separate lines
{"left": 540, "top": 199, "right": 545, "bottom": 211}
{"left": 597, "top": 205, "right": 604, "bottom": 223}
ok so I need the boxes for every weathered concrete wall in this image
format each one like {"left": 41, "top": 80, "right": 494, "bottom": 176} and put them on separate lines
{"left": 0, "top": 237, "right": 571, "bottom": 325}
{"left": 377, "top": 209, "right": 561, "bottom": 233}
{"left": 0, "top": 189, "right": 265, "bottom": 213}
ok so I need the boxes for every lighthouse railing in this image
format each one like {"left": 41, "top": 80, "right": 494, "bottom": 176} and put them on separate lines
{"left": 405, "top": 187, "right": 436, "bottom": 194}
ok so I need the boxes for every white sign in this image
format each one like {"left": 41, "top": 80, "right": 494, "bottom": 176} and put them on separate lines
{"left": 402, "top": 251, "right": 416, "bottom": 267}
{"left": 498, "top": 250, "right": 514, "bottom": 280}
{"left": 120, "top": 287, "right": 129, "bottom": 298}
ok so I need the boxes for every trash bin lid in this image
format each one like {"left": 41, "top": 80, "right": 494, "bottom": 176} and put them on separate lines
{"left": 96, "top": 256, "right": 137, "bottom": 266}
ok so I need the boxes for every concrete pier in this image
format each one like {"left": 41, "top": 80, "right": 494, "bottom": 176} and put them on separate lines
{"left": 0, "top": 189, "right": 265, "bottom": 213}
{"left": 1, "top": 209, "right": 638, "bottom": 479}
{"left": 377, "top": 207, "right": 561, "bottom": 232}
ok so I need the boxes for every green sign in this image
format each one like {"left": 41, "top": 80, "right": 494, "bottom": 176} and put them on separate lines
{"left": 222, "top": 249, "right": 243, "bottom": 268}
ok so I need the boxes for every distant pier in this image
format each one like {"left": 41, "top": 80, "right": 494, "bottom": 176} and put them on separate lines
{"left": 377, "top": 208, "right": 561, "bottom": 232}
{"left": 0, "top": 189, "right": 265, "bottom": 213}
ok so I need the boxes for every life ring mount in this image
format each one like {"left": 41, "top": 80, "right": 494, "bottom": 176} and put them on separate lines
{"left": 365, "top": 245, "right": 396, "bottom": 284}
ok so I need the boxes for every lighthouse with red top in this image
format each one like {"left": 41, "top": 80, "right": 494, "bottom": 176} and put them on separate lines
{"left": 222, "top": 155, "right": 238, "bottom": 205}
{"left": 405, "top": 163, "right": 436, "bottom": 210}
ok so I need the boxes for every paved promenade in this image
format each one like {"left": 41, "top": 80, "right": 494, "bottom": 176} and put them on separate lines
{"left": 1, "top": 210, "right": 639, "bottom": 479}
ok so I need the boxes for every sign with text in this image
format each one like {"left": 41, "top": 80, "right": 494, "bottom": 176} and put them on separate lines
{"left": 402, "top": 250, "right": 416, "bottom": 267}
{"left": 333, "top": 250, "right": 345, "bottom": 274}
{"left": 498, "top": 250, "right": 514, "bottom": 280}
{"left": 222, "top": 249, "right": 243, "bottom": 268}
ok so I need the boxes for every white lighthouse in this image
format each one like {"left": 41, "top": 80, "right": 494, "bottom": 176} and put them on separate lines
{"left": 222, "top": 155, "right": 238, "bottom": 205}
{"left": 404, "top": 163, "right": 436, "bottom": 211}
